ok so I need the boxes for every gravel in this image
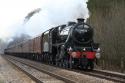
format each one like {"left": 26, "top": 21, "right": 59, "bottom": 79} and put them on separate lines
{"left": 9, "top": 58, "right": 65, "bottom": 83}
{"left": 0, "top": 55, "right": 35, "bottom": 83}
{"left": 9, "top": 55, "right": 116, "bottom": 83}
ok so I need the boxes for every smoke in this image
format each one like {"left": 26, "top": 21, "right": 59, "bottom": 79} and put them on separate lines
{"left": 2, "top": 0, "right": 90, "bottom": 44}
{"left": 24, "top": 0, "right": 90, "bottom": 37}
{"left": 24, "top": 8, "right": 41, "bottom": 23}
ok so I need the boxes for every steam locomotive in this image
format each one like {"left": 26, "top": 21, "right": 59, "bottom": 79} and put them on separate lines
{"left": 4, "top": 18, "right": 100, "bottom": 70}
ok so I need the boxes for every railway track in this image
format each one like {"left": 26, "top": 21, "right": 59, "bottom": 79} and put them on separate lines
{"left": 48, "top": 63, "right": 125, "bottom": 83}
{"left": 3, "top": 56, "right": 67, "bottom": 83}
{"left": 92, "top": 69, "right": 125, "bottom": 83}
{"left": 73, "top": 69, "right": 125, "bottom": 83}
{"left": 3, "top": 55, "right": 125, "bottom": 83}
{"left": 3, "top": 56, "right": 43, "bottom": 83}
{"left": 41, "top": 62, "right": 125, "bottom": 83}
{"left": 55, "top": 64, "right": 125, "bottom": 83}
{"left": 39, "top": 58, "right": 125, "bottom": 83}
{"left": 3, "top": 55, "right": 83, "bottom": 83}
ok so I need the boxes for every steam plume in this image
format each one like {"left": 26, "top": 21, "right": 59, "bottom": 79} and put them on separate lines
{"left": 24, "top": 0, "right": 90, "bottom": 37}
{"left": 1, "top": 0, "right": 90, "bottom": 51}
{"left": 24, "top": 8, "right": 41, "bottom": 23}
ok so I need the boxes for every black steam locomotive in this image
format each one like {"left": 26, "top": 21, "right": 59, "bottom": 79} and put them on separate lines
{"left": 5, "top": 18, "right": 100, "bottom": 70}
{"left": 49, "top": 18, "right": 100, "bottom": 69}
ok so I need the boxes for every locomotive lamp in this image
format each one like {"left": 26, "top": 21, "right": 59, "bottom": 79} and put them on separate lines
{"left": 68, "top": 47, "right": 73, "bottom": 51}
{"left": 95, "top": 48, "right": 101, "bottom": 59}
{"left": 83, "top": 48, "right": 86, "bottom": 51}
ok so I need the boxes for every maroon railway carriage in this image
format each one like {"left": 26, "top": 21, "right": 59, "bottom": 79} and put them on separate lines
{"left": 4, "top": 18, "right": 100, "bottom": 70}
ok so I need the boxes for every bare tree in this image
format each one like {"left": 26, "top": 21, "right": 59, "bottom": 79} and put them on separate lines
{"left": 88, "top": 0, "right": 125, "bottom": 73}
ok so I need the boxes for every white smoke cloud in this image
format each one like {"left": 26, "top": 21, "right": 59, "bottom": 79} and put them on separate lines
{"left": 0, "top": 0, "right": 89, "bottom": 41}
{"left": 23, "top": 0, "right": 90, "bottom": 37}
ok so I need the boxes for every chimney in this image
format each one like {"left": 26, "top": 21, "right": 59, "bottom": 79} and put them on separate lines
{"left": 68, "top": 22, "right": 76, "bottom": 26}
{"left": 77, "top": 18, "right": 85, "bottom": 23}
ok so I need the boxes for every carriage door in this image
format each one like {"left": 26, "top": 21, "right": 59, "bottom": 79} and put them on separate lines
{"left": 42, "top": 31, "right": 49, "bottom": 53}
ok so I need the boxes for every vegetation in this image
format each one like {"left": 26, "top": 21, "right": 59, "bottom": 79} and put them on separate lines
{"left": 88, "top": 0, "right": 125, "bottom": 72}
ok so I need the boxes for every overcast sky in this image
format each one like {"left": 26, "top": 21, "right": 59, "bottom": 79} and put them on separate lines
{"left": 0, "top": 0, "right": 43, "bottom": 40}
{"left": 0, "top": 0, "right": 89, "bottom": 41}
